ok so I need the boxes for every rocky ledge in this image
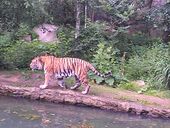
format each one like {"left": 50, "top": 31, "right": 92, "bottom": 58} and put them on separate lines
{"left": 0, "top": 85, "right": 170, "bottom": 119}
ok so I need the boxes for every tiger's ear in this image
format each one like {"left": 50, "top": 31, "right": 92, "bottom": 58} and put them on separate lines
{"left": 37, "top": 57, "right": 40, "bottom": 61}
{"left": 45, "top": 52, "right": 49, "bottom": 56}
{"left": 42, "top": 51, "right": 50, "bottom": 56}
{"left": 36, "top": 56, "right": 42, "bottom": 62}
{"left": 38, "top": 51, "right": 48, "bottom": 57}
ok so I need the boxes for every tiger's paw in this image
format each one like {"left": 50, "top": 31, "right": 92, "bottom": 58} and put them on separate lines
{"left": 81, "top": 90, "right": 88, "bottom": 95}
{"left": 81, "top": 86, "right": 90, "bottom": 95}
{"left": 70, "top": 84, "right": 80, "bottom": 90}
{"left": 70, "top": 86, "right": 76, "bottom": 90}
{"left": 39, "top": 84, "right": 48, "bottom": 89}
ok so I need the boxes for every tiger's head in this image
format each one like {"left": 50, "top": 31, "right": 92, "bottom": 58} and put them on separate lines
{"left": 30, "top": 57, "right": 43, "bottom": 71}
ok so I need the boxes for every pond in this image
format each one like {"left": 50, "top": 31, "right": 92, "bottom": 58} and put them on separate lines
{"left": 0, "top": 96, "right": 169, "bottom": 128}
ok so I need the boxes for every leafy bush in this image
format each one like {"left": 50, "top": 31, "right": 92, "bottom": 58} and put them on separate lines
{"left": 0, "top": 33, "right": 14, "bottom": 68}
{"left": 66, "top": 22, "right": 111, "bottom": 60}
{"left": 57, "top": 26, "right": 75, "bottom": 56}
{"left": 15, "top": 23, "right": 31, "bottom": 38}
{"left": 125, "top": 43, "right": 169, "bottom": 89}
{"left": 114, "top": 32, "right": 162, "bottom": 58}
{"left": 3, "top": 41, "right": 60, "bottom": 69}
{"left": 56, "top": 22, "right": 154, "bottom": 61}
{"left": 90, "top": 42, "right": 125, "bottom": 86}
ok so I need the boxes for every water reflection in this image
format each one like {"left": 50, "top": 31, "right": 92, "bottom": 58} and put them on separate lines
{"left": 0, "top": 96, "right": 169, "bottom": 128}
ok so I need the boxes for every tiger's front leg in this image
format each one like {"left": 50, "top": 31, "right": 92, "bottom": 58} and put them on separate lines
{"left": 39, "top": 73, "right": 50, "bottom": 89}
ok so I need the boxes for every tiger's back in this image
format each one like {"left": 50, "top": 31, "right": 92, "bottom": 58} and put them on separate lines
{"left": 53, "top": 57, "right": 90, "bottom": 79}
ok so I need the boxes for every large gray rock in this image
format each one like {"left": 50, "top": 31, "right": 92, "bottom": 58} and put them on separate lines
{"left": 33, "top": 23, "right": 58, "bottom": 43}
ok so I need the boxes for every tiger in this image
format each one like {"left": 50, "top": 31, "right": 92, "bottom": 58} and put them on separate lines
{"left": 30, "top": 54, "right": 112, "bottom": 94}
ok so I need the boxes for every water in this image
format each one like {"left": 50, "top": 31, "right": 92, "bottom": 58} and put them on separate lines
{"left": 0, "top": 96, "right": 169, "bottom": 128}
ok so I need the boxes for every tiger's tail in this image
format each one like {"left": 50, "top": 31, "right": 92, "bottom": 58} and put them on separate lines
{"left": 87, "top": 63, "right": 112, "bottom": 78}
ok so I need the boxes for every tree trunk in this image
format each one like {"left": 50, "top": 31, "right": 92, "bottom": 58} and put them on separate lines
{"left": 91, "top": 9, "right": 95, "bottom": 22}
{"left": 146, "top": 0, "right": 153, "bottom": 8}
{"left": 152, "top": 0, "right": 166, "bottom": 7}
{"left": 0, "top": 85, "right": 170, "bottom": 119}
{"left": 84, "top": 0, "right": 88, "bottom": 28}
{"left": 75, "top": 0, "right": 81, "bottom": 39}
{"left": 145, "top": 0, "right": 166, "bottom": 8}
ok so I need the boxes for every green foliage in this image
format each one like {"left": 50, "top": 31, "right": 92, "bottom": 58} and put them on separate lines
{"left": 0, "top": 0, "right": 52, "bottom": 32}
{"left": 138, "top": 86, "right": 170, "bottom": 98}
{"left": 93, "top": 43, "right": 118, "bottom": 73}
{"left": 47, "top": 0, "right": 75, "bottom": 25}
{"left": 125, "top": 43, "right": 169, "bottom": 89}
{"left": 57, "top": 26, "right": 75, "bottom": 56}
{"left": 0, "top": 33, "right": 13, "bottom": 48}
{"left": 52, "top": 23, "right": 110, "bottom": 60}
{"left": 67, "top": 22, "right": 112, "bottom": 59}
{"left": 14, "top": 23, "right": 37, "bottom": 40}
{"left": 0, "top": 33, "right": 14, "bottom": 68}
{"left": 15, "top": 23, "right": 31, "bottom": 37}
{"left": 118, "top": 82, "right": 140, "bottom": 92}
{"left": 2, "top": 41, "right": 60, "bottom": 69}
{"left": 113, "top": 32, "right": 158, "bottom": 57}
{"left": 95, "top": 0, "right": 135, "bottom": 24}
{"left": 90, "top": 42, "right": 123, "bottom": 86}
{"left": 145, "top": 3, "right": 170, "bottom": 31}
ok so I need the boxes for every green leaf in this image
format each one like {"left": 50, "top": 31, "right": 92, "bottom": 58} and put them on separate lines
{"left": 105, "top": 78, "right": 115, "bottom": 86}
{"left": 95, "top": 77, "right": 104, "bottom": 84}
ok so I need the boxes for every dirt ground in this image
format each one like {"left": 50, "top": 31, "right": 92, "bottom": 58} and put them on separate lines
{"left": 0, "top": 70, "right": 170, "bottom": 110}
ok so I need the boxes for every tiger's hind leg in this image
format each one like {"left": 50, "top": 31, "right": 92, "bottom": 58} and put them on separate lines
{"left": 70, "top": 76, "right": 81, "bottom": 90}
{"left": 81, "top": 83, "right": 90, "bottom": 95}
{"left": 57, "top": 77, "right": 67, "bottom": 89}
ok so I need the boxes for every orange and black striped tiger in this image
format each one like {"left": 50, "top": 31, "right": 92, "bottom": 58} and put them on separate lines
{"left": 30, "top": 54, "right": 112, "bottom": 94}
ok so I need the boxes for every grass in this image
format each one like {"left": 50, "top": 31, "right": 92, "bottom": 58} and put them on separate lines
{"left": 138, "top": 99, "right": 161, "bottom": 107}
{"left": 144, "top": 89, "right": 170, "bottom": 99}
{"left": 89, "top": 82, "right": 170, "bottom": 109}
{"left": 90, "top": 84, "right": 119, "bottom": 95}
{"left": 0, "top": 70, "right": 19, "bottom": 77}
{"left": 118, "top": 82, "right": 141, "bottom": 92}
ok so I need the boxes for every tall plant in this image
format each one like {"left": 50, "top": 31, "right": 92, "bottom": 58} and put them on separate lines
{"left": 125, "top": 43, "right": 169, "bottom": 89}
{"left": 90, "top": 42, "right": 121, "bottom": 86}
